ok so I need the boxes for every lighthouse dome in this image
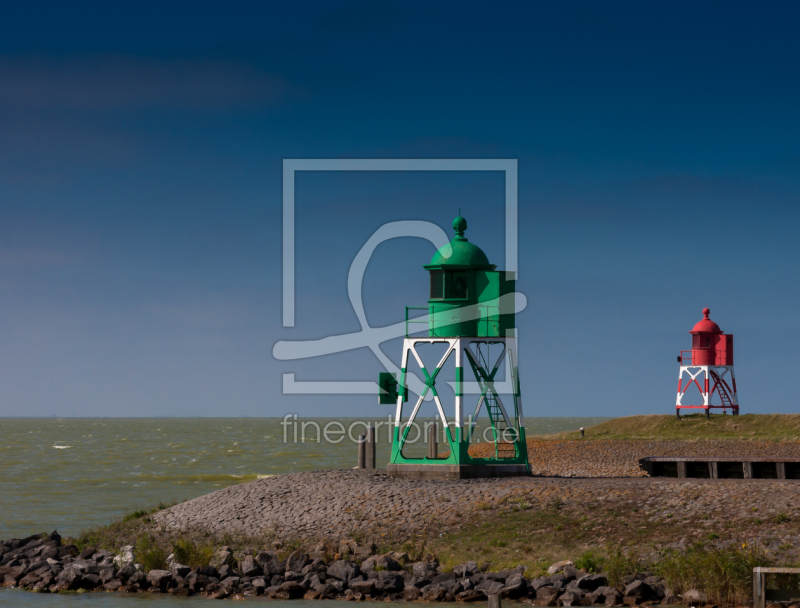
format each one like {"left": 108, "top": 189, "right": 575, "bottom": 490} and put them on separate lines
{"left": 426, "top": 215, "right": 495, "bottom": 269}
{"left": 690, "top": 308, "right": 722, "bottom": 334}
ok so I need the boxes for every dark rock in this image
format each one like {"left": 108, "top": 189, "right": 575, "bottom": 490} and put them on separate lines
{"left": 99, "top": 567, "right": 116, "bottom": 583}
{"left": 412, "top": 561, "right": 438, "bottom": 578}
{"left": 351, "top": 579, "right": 375, "bottom": 595}
{"left": 313, "top": 583, "right": 336, "bottom": 598}
{"left": 353, "top": 542, "right": 378, "bottom": 559}
{"left": 79, "top": 547, "right": 97, "bottom": 560}
{"left": 624, "top": 580, "right": 658, "bottom": 601}
{"left": 411, "top": 576, "right": 432, "bottom": 588}
{"left": 328, "top": 579, "right": 346, "bottom": 594}
{"left": 128, "top": 571, "right": 148, "bottom": 588}
{"left": 477, "top": 579, "right": 505, "bottom": 595}
{"left": 195, "top": 564, "right": 218, "bottom": 578}
{"left": 56, "top": 566, "right": 84, "bottom": 590}
{"left": 117, "top": 564, "right": 136, "bottom": 581}
{"left": 105, "top": 577, "right": 125, "bottom": 591}
{"left": 404, "top": 586, "right": 422, "bottom": 601}
{"left": 486, "top": 569, "right": 510, "bottom": 582}
{"left": 378, "top": 571, "right": 405, "bottom": 593}
{"left": 432, "top": 572, "right": 456, "bottom": 584}
{"left": 170, "top": 587, "right": 193, "bottom": 596}
{"left": 571, "top": 573, "right": 608, "bottom": 592}
{"left": 327, "top": 559, "right": 360, "bottom": 581}
{"left": 302, "top": 557, "right": 326, "bottom": 575}
{"left": 209, "top": 547, "right": 234, "bottom": 570}
{"left": 239, "top": 555, "right": 262, "bottom": 577}
{"left": 284, "top": 569, "right": 303, "bottom": 582}
{"left": 221, "top": 575, "right": 241, "bottom": 589}
{"left": 422, "top": 586, "right": 448, "bottom": 601}
{"left": 186, "top": 572, "right": 210, "bottom": 592}
{"left": 454, "top": 561, "right": 479, "bottom": 578}
{"left": 147, "top": 569, "right": 174, "bottom": 591}
{"left": 502, "top": 573, "right": 527, "bottom": 598}
{"left": 562, "top": 565, "right": 579, "bottom": 581}
{"left": 602, "top": 588, "right": 624, "bottom": 607}
{"left": 261, "top": 556, "right": 286, "bottom": 576}
{"left": 18, "top": 573, "right": 41, "bottom": 588}
{"left": 82, "top": 573, "right": 101, "bottom": 589}
{"left": 170, "top": 562, "right": 191, "bottom": 579}
{"left": 559, "top": 590, "right": 585, "bottom": 606}
{"left": 535, "top": 586, "right": 561, "bottom": 606}
{"left": 286, "top": 550, "right": 309, "bottom": 573}
{"left": 218, "top": 564, "right": 233, "bottom": 580}
{"left": 270, "top": 574, "right": 285, "bottom": 586}
{"left": 279, "top": 580, "right": 305, "bottom": 598}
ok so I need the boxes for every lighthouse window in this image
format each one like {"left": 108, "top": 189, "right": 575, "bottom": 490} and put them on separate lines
{"left": 445, "top": 272, "right": 468, "bottom": 299}
{"left": 430, "top": 271, "right": 443, "bottom": 299}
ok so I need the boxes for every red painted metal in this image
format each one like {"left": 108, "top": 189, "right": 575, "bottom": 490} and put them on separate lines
{"left": 676, "top": 308, "right": 738, "bottom": 417}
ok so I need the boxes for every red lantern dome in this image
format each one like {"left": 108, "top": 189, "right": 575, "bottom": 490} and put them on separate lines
{"left": 690, "top": 308, "right": 722, "bottom": 335}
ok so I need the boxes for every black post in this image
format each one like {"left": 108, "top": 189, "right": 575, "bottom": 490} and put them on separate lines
{"left": 428, "top": 423, "right": 438, "bottom": 459}
{"left": 358, "top": 433, "right": 366, "bottom": 469}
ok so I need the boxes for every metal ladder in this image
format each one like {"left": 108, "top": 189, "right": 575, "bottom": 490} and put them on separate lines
{"left": 710, "top": 370, "right": 735, "bottom": 412}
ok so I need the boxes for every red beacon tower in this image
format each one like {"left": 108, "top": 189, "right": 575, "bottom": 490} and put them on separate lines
{"left": 676, "top": 308, "right": 739, "bottom": 418}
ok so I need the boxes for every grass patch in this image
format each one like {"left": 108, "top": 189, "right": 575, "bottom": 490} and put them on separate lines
{"left": 654, "top": 544, "right": 772, "bottom": 605}
{"left": 171, "top": 538, "right": 214, "bottom": 569}
{"left": 135, "top": 534, "right": 168, "bottom": 571}
{"left": 538, "top": 413, "right": 800, "bottom": 441}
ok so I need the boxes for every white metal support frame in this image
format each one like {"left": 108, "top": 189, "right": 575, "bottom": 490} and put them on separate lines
{"left": 676, "top": 365, "right": 739, "bottom": 410}
{"left": 395, "top": 336, "right": 523, "bottom": 437}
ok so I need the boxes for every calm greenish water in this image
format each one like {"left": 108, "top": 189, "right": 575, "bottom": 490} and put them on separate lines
{"left": 0, "top": 417, "right": 610, "bottom": 606}
{"left": 0, "top": 417, "right": 608, "bottom": 539}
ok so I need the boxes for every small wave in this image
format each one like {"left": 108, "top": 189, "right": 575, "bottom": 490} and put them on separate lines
{"left": 127, "top": 473, "right": 269, "bottom": 484}
{"left": 52, "top": 445, "right": 72, "bottom": 449}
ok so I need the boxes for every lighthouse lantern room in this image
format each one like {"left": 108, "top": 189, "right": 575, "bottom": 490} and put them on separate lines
{"left": 676, "top": 308, "right": 739, "bottom": 418}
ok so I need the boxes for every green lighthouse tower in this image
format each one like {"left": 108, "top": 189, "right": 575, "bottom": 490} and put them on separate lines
{"left": 384, "top": 215, "right": 529, "bottom": 479}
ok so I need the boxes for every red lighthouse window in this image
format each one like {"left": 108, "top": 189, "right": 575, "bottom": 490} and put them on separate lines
{"left": 692, "top": 335, "right": 712, "bottom": 349}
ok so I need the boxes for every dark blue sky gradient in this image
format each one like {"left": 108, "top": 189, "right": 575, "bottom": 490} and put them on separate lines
{"left": 0, "top": 1, "right": 798, "bottom": 416}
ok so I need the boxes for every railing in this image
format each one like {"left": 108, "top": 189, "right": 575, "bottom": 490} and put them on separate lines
{"left": 678, "top": 350, "right": 732, "bottom": 366}
{"left": 405, "top": 306, "right": 429, "bottom": 338}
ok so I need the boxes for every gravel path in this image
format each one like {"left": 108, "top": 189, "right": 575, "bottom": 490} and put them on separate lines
{"left": 152, "top": 461, "right": 800, "bottom": 544}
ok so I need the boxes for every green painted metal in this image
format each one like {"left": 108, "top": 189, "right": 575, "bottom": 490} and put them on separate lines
{"left": 378, "top": 372, "right": 398, "bottom": 405}
{"left": 383, "top": 215, "right": 529, "bottom": 473}
{"left": 424, "top": 216, "right": 515, "bottom": 338}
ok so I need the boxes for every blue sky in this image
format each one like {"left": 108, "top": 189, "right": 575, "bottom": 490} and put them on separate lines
{"left": 0, "top": 1, "right": 798, "bottom": 417}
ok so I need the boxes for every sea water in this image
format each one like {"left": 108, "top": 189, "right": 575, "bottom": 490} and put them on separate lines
{"left": 0, "top": 416, "right": 608, "bottom": 606}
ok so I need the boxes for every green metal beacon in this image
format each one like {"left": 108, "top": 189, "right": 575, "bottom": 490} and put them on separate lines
{"left": 379, "top": 215, "right": 529, "bottom": 479}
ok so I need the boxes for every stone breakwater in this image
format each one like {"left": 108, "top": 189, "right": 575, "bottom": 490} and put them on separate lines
{"left": 0, "top": 531, "right": 692, "bottom": 604}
